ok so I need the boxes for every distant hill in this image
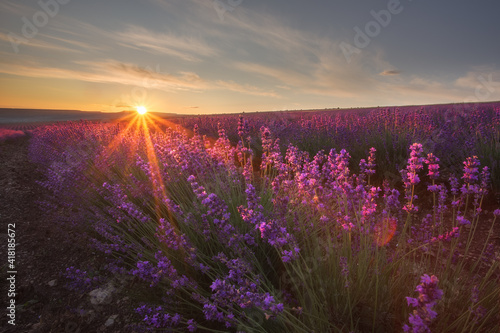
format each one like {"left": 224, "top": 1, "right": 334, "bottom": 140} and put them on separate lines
{"left": 0, "top": 109, "right": 178, "bottom": 124}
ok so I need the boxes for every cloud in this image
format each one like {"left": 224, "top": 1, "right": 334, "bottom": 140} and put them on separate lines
{"left": 215, "top": 80, "right": 279, "bottom": 97}
{"left": 379, "top": 70, "right": 401, "bottom": 76}
{"left": 0, "top": 32, "right": 81, "bottom": 54}
{"left": 40, "top": 33, "right": 103, "bottom": 51}
{"left": 116, "top": 25, "right": 217, "bottom": 62}
{"left": 0, "top": 59, "right": 207, "bottom": 91}
{"left": 0, "top": 59, "right": 279, "bottom": 98}
{"left": 3, "top": 0, "right": 498, "bottom": 109}
{"left": 454, "top": 67, "right": 500, "bottom": 89}
{"left": 0, "top": 1, "right": 36, "bottom": 16}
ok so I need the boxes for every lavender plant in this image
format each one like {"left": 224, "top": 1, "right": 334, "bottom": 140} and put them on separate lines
{"left": 29, "top": 107, "right": 500, "bottom": 332}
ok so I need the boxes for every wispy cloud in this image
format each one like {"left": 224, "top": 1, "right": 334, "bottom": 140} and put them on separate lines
{"left": 0, "top": 1, "right": 36, "bottom": 17}
{"left": 40, "top": 33, "right": 102, "bottom": 51}
{"left": 380, "top": 70, "right": 401, "bottom": 76}
{"left": 454, "top": 67, "right": 500, "bottom": 89}
{"left": 0, "top": 60, "right": 204, "bottom": 90}
{"left": 0, "top": 32, "right": 81, "bottom": 53}
{"left": 215, "top": 80, "right": 279, "bottom": 97}
{"left": 116, "top": 25, "right": 217, "bottom": 62}
{"left": 2, "top": 0, "right": 498, "bottom": 111}
{"left": 0, "top": 59, "right": 278, "bottom": 98}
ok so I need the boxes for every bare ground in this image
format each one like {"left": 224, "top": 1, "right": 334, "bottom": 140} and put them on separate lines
{"left": 0, "top": 136, "right": 137, "bottom": 333}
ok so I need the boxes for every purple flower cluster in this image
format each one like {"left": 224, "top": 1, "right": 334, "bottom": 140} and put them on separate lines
{"left": 155, "top": 218, "right": 206, "bottom": 273}
{"left": 339, "top": 256, "right": 350, "bottom": 288}
{"left": 132, "top": 251, "right": 193, "bottom": 289}
{"left": 400, "top": 143, "right": 425, "bottom": 213}
{"left": 403, "top": 274, "right": 443, "bottom": 333}
{"left": 469, "top": 285, "right": 486, "bottom": 323}
{"left": 239, "top": 184, "right": 300, "bottom": 263}
{"left": 462, "top": 156, "right": 480, "bottom": 184}
{"left": 188, "top": 175, "right": 248, "bottom": 255}
{"left": 237, "top": 114, "right": 250, "bottom": 140}
{"left": 424, "top": 153, "right": 440, "bottom": 180}
{"left": 135, "top": 304, "right": 197, "bottom": 331}
{"left": 63, "top": 266, "right": 102, "bottom": 293}
{"left": 365, "top": 147, "right": 377, "bottom": 177}
{"left": 260, "top": 126, "right": 283, "bottom": 172}
{"left": 203, "top": 253, "right": 284, "bottom": 328}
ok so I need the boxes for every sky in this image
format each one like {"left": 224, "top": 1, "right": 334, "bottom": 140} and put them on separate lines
{"left": 0, "top": 0, "right": 499, "bottom": 114}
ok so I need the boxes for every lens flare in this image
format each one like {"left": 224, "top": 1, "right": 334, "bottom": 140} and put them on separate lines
{"left": 374, "top": 217, "right": 397, "bottom": 246}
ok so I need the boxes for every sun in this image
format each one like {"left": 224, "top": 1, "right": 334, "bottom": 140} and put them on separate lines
{"left": 136, "top": 106, "right": 147, "bottom": 115}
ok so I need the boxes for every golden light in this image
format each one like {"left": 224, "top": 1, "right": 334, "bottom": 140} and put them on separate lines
{"left": 136, "top": 106, "right": 147, "bottom": 115}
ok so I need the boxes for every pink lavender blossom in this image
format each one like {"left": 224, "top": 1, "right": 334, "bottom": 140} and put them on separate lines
{"left": 424, "top": 153, "right": 440, "bottom": 180}
{"left": 462, "top": 156, "right": 480, "bottom": 184}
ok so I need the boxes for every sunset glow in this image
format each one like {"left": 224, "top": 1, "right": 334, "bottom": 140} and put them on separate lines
{"left": 1, "top": 1, "right": 499, "bottom": 113}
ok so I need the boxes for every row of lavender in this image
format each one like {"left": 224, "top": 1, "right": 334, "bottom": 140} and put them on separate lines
{"left": 177, "top": 104, "right": 500, "bottom": 191}
{"left": 29, "top": 113, "right": 499, "bottom": 332}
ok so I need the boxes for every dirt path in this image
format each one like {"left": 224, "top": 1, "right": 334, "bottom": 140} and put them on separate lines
{"left": 0, "top": 136, "right": 133, "bottom": 333}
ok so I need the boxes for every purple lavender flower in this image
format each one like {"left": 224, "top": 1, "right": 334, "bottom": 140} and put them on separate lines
{"left": 449, "top": 175, "right": 460, "bottom": 197}
{"left": 408, "top": 143, "right": 425, "bottom": 174}
{"left": 469, "top": 285, "right": 486, "bottom": 323}
{"left": 479, "top": 166, "right": 490, "bottom": 196}
{"left": 402, "top": 143, "right": 425, "bottom": 213}
{"left": 424, "top": 153, "right": 440, "bottom": 180}
{"left": 239, "top": 183, "right": 299, "bottom": 262}
{"left": 339, "top": 256, "right": 350, "bottom": 288}
{"left": 462, "top": 156, "right": 480, "bottom": 184}
{"left": 366, "top": 147, "right": 377, "bottom": 175}
{"left": 206, "top": 253, "right": 285, "bottom": 326}
{"left": 63, "top": 266, "right": 101, "bottom": 293}
{"left": 135, "top": 305, "right": 190, "bottom": 329}
{"left": 186, "top": 319, "right": 197, "bottom": 332}
{"left": 403, "top": 274, "right": 443, "bottom": 333}
{"left": 456, "top": 215, "right": 470, "bottom": 226}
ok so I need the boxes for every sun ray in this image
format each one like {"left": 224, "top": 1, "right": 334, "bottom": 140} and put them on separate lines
{"left": 147, "top": 113, "right": 182, "bottom": 132}
{"left": 139, "top": 115, "right": 168, "bottom": 206}
{"left": 99, "top": 114, "right": 140, "bottom": 163}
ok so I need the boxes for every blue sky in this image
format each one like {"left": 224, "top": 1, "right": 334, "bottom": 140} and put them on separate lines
{"left": 0, "top": 0, "right": 499, "bottom": 114}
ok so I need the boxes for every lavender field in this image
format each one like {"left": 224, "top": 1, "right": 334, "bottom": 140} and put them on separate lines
{"left": 24, "top": 104, "right": 500, "bottom": 332}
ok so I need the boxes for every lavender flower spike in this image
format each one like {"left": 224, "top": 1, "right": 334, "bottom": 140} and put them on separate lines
{"left": 403, "top": 274, "right": 443, "bottom": 333}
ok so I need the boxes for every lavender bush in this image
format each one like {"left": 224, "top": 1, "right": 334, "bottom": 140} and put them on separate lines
{"left": 29, "top": 106, "right": 499, "bottom": 332}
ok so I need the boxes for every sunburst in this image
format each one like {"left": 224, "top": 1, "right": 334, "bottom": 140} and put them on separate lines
{"left": 136, "top": 106, "right": 147, "bottom": 115}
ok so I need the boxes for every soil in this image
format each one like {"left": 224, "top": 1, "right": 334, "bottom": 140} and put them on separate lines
{"left": 0, "top": 134, "right": 498, "bottom": 333}
{"left": 0, "top": 136, "right": 137, "bottom": 333}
